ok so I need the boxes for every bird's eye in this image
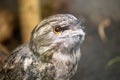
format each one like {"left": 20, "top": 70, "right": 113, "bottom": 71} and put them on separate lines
{"left": 53, "top": 26, "right": 63, "bottom": 34}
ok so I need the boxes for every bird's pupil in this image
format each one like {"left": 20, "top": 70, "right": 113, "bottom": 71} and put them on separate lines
{"left": 55, "top": 26, "right": 62, "bottom": 32}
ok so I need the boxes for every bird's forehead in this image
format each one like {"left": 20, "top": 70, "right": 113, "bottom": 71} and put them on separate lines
{"left": 47, "top": 14, "right": 77, "bottom": 26}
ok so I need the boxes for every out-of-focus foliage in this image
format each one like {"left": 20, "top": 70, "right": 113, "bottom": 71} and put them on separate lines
{"left": 106, "top": 56, "right": 120, "bottom": 67}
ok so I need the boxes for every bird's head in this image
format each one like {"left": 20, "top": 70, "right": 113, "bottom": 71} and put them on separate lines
{"left": 30, "top": 14, "right": 85, "bottom": 55}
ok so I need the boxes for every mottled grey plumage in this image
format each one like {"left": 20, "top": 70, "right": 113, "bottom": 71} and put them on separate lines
{"left": 0, "top": 14, "right": 85, "bottom": 80}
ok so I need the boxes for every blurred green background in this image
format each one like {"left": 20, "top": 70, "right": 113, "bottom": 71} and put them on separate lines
{"left": 0, "top": 0, "right": 120, "bottom": 80}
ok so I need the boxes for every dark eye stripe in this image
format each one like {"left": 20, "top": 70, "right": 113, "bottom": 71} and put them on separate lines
{"left": 62, "top": 25, "right": 70, "bottom": 31}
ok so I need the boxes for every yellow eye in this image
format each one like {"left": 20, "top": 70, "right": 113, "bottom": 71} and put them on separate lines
{"left": 53, "top": 26, "right": 63, "bottom": 34}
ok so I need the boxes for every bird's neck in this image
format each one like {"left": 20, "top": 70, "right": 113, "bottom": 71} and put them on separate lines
{"left": 30, "top": 42, "right": 80, "bottom": 63}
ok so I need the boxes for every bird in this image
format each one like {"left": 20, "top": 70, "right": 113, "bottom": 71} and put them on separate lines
{"left": 0, "top": 14, "right": 85, "bottom": 80}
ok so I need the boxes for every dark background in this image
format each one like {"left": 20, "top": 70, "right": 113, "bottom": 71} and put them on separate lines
{"left": 0, "top": 0, "right": 120, "bottom": 80}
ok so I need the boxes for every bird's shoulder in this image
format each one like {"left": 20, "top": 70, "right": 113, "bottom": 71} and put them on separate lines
{"left": 0, "top": 43, "right": 36, "bottom": 79}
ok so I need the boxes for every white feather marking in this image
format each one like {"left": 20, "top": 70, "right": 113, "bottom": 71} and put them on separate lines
{"left": 75, "top": 48, "right": 81, "bottom": 61}
{"left": 53, "top": 52, "right": 71, "bottom": 62}
{"left": 23, "top": 58, "right": 32, "bottom": 71}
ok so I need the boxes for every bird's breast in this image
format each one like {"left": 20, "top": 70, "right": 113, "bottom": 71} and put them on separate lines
{"left": 52, "top": 48, "right": 81, "bottom": 79}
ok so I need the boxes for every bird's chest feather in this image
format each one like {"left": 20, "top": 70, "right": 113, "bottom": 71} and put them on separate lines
{"left": 24, "top": 48, "right": 80, "bottom": 80}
